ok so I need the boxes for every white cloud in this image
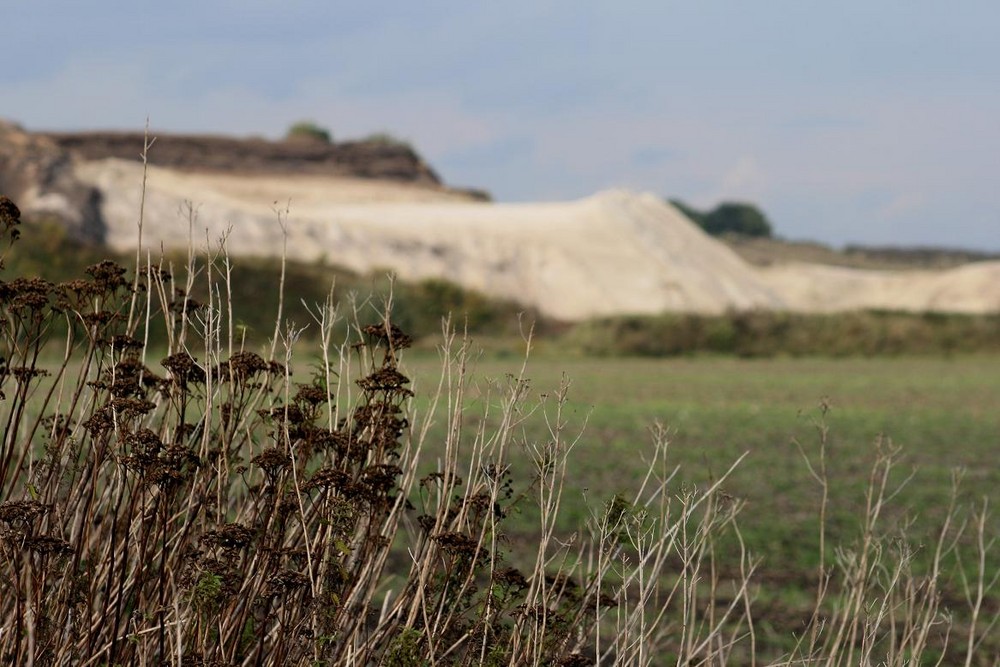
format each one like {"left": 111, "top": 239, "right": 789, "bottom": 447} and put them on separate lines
{"left": 716, "top": 156, "right": 767, "bottom": 201}
{"left": 875, "top": 193, "right": 926, "bottom": 221}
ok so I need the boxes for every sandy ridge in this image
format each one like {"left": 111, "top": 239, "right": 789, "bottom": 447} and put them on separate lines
{"left": 73, "top": 158, "right": 1000, "bottom": 319}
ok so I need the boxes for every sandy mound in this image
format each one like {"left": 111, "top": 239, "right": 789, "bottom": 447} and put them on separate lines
{"left": 72, "top": 158, "right": 1000, "bottom": 319}
{"left": 74, "top": 159, "right": 784, "bottom": 319}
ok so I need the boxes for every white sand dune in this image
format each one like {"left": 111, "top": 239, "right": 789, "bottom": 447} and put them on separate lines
{"left": 74, "top": 158, "right": 1000, "bottom": 319}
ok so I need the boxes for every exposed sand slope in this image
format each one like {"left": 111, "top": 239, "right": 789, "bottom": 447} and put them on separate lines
{"left": 76, "top": 159, "right": 782, "bottom": 319}
{"left": 758, "top": 262, "right": 1000, "bottom": 314}
{"left": 74, "top": 158, "right": 1000, "bottom": 319}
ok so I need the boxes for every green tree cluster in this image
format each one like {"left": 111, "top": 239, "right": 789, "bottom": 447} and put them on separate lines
{"left": 285, "top": 120, "right": 333, "bottom": 144}
{"left": 670, "top": 198, "right": 774, "bottom": 237}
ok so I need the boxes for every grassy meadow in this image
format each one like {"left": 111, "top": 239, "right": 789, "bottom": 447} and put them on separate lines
{"left": 399, "top": 352, "right": 1000, "bottom": 529}
{"left": 397, "top": 352, "right": 1000, "bottom": 658}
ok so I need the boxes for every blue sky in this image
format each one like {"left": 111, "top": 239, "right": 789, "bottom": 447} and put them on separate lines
{"left": 4, "top": 1, "right": 999, "bottom": 250}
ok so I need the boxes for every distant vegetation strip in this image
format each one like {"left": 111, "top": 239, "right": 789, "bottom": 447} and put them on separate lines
{"left": 565, "top": 310, "right": 1000, "bottom": 357}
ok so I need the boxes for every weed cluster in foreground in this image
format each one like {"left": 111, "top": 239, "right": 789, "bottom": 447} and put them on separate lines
{"left": 1, "top": 193, "right": 998, "bottom": 665}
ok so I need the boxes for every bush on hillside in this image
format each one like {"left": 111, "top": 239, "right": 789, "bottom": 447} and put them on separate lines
{"left": 361, "top": 131, "right": 413, "bottom": 150}
{"left": 669, "top": 198, "right": 774, "bottom": 238}
{"left": 285, "top": 120, "right": 333, "bottom": 144}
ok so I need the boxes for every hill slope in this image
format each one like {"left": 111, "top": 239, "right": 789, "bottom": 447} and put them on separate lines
{"left": 77, "top": 158, "right": 782, "bottom": 319}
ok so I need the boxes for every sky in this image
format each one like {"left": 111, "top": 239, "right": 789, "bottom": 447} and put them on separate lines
{"left": 4, "top": 1, "right": 999, "bottom": 250}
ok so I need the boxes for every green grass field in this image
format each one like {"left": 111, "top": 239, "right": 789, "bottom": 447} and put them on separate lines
{"left": 402, "top": 352, "right": 1000, "bottom": 515}
{"left": 397, "top": 352, "right": 1000, "bottom": 658}
{"left": 10, "top": 333, "right": 999, "bottom": 661}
